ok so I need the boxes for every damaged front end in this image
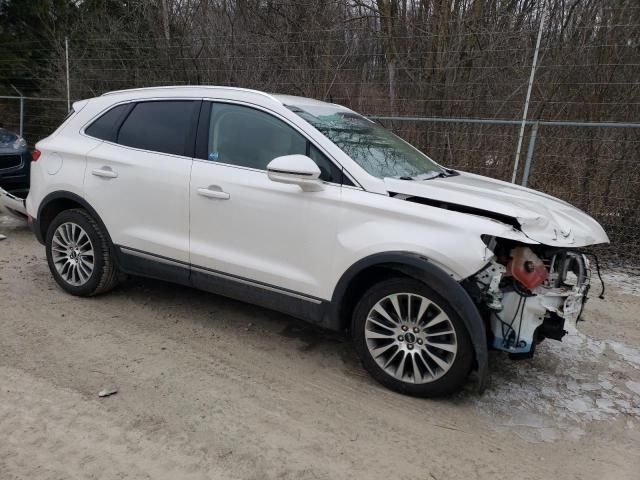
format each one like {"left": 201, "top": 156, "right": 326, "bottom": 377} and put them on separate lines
{"left": 384, "top": 171, "right": 608, "bottom": 364}
{"left": 469, "top": 238, "right": 592, "bottom": 358}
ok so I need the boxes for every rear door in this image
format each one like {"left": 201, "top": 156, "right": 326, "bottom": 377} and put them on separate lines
{"left": 83, "top": 100, "right": 199, "bottom": 265}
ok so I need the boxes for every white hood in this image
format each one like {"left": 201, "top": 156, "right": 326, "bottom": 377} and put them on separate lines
{"left": 384, "top": 171, "right": 609, "bottom": 247}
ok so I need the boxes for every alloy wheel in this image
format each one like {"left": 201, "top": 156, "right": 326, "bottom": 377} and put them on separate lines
{"left": 364, "top": 293, "right": 458, "bottom": 384}
{"left": 51, "top": 222, "right": 95, "bottom": 286}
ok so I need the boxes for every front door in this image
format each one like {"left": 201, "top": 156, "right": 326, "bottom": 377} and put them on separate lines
{"left": 189, "top": 101, "right": 344, "bottom": 302}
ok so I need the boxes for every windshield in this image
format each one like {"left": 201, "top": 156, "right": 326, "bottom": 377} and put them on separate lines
{"left": 0, "top": 128, "right": 18, "bottom": 146}
{"left": 0, "top": 127, "right": 26, "bottom": 152}
{"left": 286, "top": 104, "right": 444, "bottom": 179}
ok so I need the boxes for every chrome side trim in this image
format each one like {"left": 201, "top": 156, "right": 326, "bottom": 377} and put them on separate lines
{"left": 118, "top": 245, "right": 323, "bottom": 305}
{"left": 191, "top": 266, "right": 323, "bottom": 304}
{"left": 119, "top": 246, "right": 186, "bottom": 267}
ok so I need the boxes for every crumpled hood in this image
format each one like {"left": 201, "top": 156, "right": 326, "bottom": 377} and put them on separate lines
{"left": 384, "top": 171, "right": 609, "bottom": 247}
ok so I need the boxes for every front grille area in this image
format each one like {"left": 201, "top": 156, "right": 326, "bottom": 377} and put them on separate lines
{"left": 0, "top": 154, "right": 22, "bottom": 170}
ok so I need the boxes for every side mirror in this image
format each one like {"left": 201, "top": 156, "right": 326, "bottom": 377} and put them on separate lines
{"left": 267, "top": 155, "right": 323, "bottom": 192}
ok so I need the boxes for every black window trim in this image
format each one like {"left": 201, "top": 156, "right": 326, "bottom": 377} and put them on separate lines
{"left": 83, "top": 102, "right": 134, "bottom": 143}
{"left": 81, "top": 98, "right": 202, "bottom": 159}
{"left": 194, "top": 99, "right": 360, "bottom": 188}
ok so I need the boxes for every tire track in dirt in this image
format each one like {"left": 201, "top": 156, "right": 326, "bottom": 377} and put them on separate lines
{"left": 1, "top": 216, "right": 639, "bottom": 479}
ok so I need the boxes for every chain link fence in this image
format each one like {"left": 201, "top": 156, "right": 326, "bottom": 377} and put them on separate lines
{"left": 375, "top": 118, "right": 639, "bottom": 262}
{"left": 2, "top": 94, "right": 637, "bottom": 263}
{"left": 1, "top": 1, "right": 638, "bottom": 263}
{"left": 0, "top": 96, "right": 68, "bottom": 142}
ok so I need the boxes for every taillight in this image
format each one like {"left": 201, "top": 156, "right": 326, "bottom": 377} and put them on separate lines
{"left": 32, "top": 149, "right": 41, "bottom": 161}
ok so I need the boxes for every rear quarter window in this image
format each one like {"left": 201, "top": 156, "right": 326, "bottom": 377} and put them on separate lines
{"left": 84, "top": 104, "right": 130, "bottom": 142}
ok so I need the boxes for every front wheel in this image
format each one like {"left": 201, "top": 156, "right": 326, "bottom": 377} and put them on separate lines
{"left": 352, "top": 277, "right": 473, "bottom": 397}
{"left": 45, "top": 208, "right": 120, "bottom": 296}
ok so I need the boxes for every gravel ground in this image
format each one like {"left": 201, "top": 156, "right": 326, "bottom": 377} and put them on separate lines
{"left": 1, "top": 212, "right": 639, "bottom": 480}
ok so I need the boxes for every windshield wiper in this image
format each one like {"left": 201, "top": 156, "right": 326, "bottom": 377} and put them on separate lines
{"left": 398, "top": 171, "right": 444, "bottom": 181}
{"left": 395, "top": 169, "right": 459, "bottom": 181}
{"left": 412, "top": 171, "right": 445, "bottom": 181}
{"left": 395, "top": 172, "right": 441, "bottom": 181}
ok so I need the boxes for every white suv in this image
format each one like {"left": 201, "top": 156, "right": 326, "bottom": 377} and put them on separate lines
{"left": 21, "top": 86, "right": 608, "bottom": 396}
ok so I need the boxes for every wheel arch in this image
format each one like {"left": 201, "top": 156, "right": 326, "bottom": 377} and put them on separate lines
{"left": 36, "top": 191, "right": 112, "bottom": 248}
{"left": 330, "top": 251, "right": 489, "bottom": 392}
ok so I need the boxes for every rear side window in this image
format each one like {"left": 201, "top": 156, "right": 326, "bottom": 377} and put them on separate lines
{"left": 117, "top": 101, "right": 196, "bottom": 156}
{"left": 85, "top": 104, "right": 129, "bottom": 141}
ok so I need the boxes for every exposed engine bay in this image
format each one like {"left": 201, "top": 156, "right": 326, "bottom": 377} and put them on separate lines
{"left": 469, "top": 238, "right": 593, "bottom": 358}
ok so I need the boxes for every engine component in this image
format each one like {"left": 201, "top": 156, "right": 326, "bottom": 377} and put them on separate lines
{"left": 474, "top": 261, "right": 506, "bottom": 311}
{"left": 506, "top": 246, "right": 548, "bottom": 291}
{"left": 489, "top": 293, "right": 547, "bottom": 354}
{"left": 474, "top": 247, "right": 590, "bottom": 356}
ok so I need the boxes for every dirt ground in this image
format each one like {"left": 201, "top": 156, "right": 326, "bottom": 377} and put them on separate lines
{"left": 1, "top": 212, "right": 639, "bottom": 480}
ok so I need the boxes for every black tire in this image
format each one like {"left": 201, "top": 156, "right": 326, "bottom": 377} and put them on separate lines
{"left": 352, "top": 277, "right": 474, "bottom": 397}
{"left": 45, "top": 208, "right": 120, "bottom": 296}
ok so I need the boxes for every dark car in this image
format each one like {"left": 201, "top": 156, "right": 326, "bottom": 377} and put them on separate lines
{"left": 0, "top": 127, "right": 31, "bottom": 199}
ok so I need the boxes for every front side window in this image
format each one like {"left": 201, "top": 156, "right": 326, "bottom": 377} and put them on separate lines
{"left": 117, "top": 101, "right": 196, "bottom": 156}
{"left": 286, "top": 104, "right": 444, "bottom": 179}
{"left": 204, "top": 103, "right": 347, "bottom": 184}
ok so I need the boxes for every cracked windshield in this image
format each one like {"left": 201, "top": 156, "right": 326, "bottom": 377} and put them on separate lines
{"left": 287, "top": 104, "right": 444, "bottom": 179}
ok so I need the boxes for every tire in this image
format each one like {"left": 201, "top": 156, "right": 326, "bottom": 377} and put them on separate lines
{"left": 45, "top": 208, "right": 120, "bottom": 296}
{"left": 352, "top": 277, "right": 473, "bottom": 397}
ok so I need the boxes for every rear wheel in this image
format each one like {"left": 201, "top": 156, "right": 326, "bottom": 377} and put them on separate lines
{"left": 352, "top": 277, "right": 473, "bottom": 397}
{"left": 45, "top": 209, "right": 119, "bottom": 296}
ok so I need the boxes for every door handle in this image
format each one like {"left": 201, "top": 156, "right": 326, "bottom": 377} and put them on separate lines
{"left": 197, "top": 186, "right": 230, "bottom": 200}
{"left": 92, "top": 167, "right": 118, "bottom": 178}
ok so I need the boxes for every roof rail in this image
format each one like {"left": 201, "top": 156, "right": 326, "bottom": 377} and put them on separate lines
{"left": 101, "top": 85, "right": 281, "bottom": 104}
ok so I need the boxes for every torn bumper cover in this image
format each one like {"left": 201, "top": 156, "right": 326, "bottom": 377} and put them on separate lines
{"left": 0, "top": 186, "right": 27, "bottom": 218}
{"left": 473, "top": 249, "right": 591, "bottom": 356}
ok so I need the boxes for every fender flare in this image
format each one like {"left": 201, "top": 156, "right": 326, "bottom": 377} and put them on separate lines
{"left": 35, "top": 191, "right": 113, "bottom": 248}
{"left": 331, "top": 252, "right": 489, "bottom": 392}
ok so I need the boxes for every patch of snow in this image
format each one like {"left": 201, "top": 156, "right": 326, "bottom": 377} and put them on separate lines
{"left": 0, "top": 212, "right": 25, "bottom": 227}
{"left": 609, "top": 342, "right": 640, "bottom": 368}
{"left": 471, "top": 320, "right": 640, "bottom": 443}
{"left": 565, "top": 397, "right": 593, "bottom": 414}
{"left": 601, "top": 267, "right": 640, "bottom": 297}
{"left": 626, "top": 381, "right": 640, "bottom": 396}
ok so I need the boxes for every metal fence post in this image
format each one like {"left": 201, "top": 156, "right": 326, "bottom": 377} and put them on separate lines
{"left": 521, "top": 122, "right": 539, "bottom": 187}
{"left": 19, "top": 96, "right": 24, "bottom": 137}
{"left": 65, "top": 36, "right": 70, "bottom": 112}
{"left": 511, "top": 12, "right": 545, "bottom": 184}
